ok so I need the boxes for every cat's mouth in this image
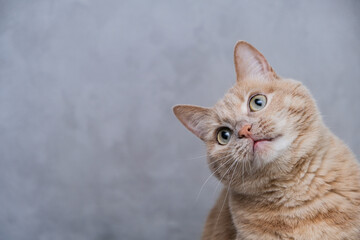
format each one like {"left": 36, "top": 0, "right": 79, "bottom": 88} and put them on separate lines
{"left": 251, "top": 135, "right": 282, "bottom": 151}
{"left": 253, "top": 138, "right": 272, "bottom": 150}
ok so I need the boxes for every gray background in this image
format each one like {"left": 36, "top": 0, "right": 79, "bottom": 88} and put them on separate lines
{"left": 0, "top": 0, "right": 359, "bottom": 239}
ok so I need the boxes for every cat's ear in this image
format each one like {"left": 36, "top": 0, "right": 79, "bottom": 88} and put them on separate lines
{"left": 234, "top": 41, "right": 278, "bottom": 82}
{"left": 173, "top": 105, "right": 212, "bottom": 141}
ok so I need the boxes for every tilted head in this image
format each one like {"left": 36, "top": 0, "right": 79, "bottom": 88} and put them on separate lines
{"left": 173, "top": 41, "right": 323, "bottom": 191}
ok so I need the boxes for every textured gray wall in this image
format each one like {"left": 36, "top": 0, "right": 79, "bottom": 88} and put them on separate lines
{"left": 0, "top": 0, "right": 359, "bottom": 239}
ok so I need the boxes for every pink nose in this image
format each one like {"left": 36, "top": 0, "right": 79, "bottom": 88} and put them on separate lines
{"left": 238, "top": 124, "right": 252, "bottom": 138}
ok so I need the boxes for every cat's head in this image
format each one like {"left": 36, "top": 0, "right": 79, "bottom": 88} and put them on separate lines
{"left": 173, "top": 41, "right": 321, "bottom": 188}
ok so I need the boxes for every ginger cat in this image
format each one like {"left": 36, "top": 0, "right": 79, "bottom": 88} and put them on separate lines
{"left": 173, "top": 41, "right": 360, "bottom": 240}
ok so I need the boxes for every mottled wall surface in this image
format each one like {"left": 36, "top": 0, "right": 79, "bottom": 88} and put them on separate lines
{"left": 0, "top": 0, "right": 359, "bottom": 239}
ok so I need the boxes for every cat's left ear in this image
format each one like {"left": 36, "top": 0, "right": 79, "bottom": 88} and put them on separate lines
{"left": 173, "top": 105, "right": 212, "bottom": 141}
{"left": 234, "top": 41, "right": 278, "bottom": 82}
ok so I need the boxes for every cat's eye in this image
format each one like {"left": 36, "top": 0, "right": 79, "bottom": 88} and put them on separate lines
{"left": 249, "top": 94, "right": 267, "bottom": 112}
{"left": 217, "top": 128, "right": 232, "bottom": 145}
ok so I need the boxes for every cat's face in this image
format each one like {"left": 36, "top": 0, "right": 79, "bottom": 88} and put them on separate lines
{"left": 174, "top": 41, "right": 319, "bottom": 186}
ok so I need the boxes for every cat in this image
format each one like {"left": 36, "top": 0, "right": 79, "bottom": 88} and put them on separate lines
{"left": 173, "top": 41, "right": 360, "bottom": 240}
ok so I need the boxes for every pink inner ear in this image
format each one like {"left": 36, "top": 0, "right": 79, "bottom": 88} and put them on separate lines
{"left": 234, "top": 41, "right": 277, "bottom": 81}
{"left": 173, "top": 105, "right": 210, "bottom": 141}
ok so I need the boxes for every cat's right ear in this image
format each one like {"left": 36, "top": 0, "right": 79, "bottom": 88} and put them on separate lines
{"left": 234, "top": 41, "right": 278, "bottom": 82}
{"left": 173, "top": 105, "right": 212, "bottom": 141}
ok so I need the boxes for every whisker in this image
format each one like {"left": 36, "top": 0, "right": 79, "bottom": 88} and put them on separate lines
{"left": 195, "top": 155, "right": 233, "bottom": 201}
{"left": 214, "top": 158, "right": 240, "bottom": 230}
{"left": 242, "top": 158, "right": 245, "bottom": 184}
{"left": 207, "top": 153, "right": 233, "bottom": 166}
{"left": 214, "top": 159, "right": 238, "bottom": 194}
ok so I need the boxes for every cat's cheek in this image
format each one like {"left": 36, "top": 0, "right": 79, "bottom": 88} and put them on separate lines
{"left": 272, "top": 136, "right": 294, "bottom": 152}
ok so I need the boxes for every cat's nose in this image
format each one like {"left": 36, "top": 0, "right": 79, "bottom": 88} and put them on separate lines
{"left": 238, "top": 124, "right": 252, "bottom": 138}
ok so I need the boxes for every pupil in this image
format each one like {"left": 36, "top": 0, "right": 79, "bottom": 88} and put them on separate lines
{"left": 221, "top": 131, "right": 229, "bottom": 140}
{"left": 254, "top": 98, "right": 263, "bottom": 106}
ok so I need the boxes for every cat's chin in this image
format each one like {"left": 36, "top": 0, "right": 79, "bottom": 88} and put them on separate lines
{"left": 252, "top": 135, "right": 286, "bottom": 165}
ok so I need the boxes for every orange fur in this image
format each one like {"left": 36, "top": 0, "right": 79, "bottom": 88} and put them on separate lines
{"left": 173, "top": 41, "right": 360, "bottom": 239}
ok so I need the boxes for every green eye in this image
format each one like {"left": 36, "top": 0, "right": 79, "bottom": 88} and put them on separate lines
{"left": 249, "top": 94, "right": 267, "bottom": 112}
{"left": 217, "top": 128, "right": 232, "bottom": 145}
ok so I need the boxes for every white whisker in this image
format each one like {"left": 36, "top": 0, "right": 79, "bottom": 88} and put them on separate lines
{"left": 195, "top": 154, "right": 233, "bottom": 201}
{"left": 214, "top": 159, "right": 238, "bottom": 194}
{"left": 214, "top": 159, "right": 240, "bottom": 230}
